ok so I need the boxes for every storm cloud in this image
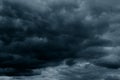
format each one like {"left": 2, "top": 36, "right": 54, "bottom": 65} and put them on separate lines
{"left": 0, "top": 0, "right": 120, "bottom": 78}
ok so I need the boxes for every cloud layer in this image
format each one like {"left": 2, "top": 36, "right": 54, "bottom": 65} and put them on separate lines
{"left": 1, "top": 61, "right": 120, "bottom": 80}
{"left": 0, "top": 0, "right": 120, "bottom": 77}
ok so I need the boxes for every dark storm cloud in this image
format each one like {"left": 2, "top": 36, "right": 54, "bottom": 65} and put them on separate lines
{"left": 92, "top": 47, "right": 120, "bottom": 69}
{"left": 0, "top": 0, "right": 118, "bottom": 76}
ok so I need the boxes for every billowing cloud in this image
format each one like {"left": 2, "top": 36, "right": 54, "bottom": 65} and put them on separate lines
{"left": 0, "top": 0, "right": 120, "bottom": 77}
{"left": 1, "top": 61, "right": 120, "bottom": 80}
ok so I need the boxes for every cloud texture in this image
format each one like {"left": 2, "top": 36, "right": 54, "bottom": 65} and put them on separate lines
{"left": 0, "top": 0, "right": 120, "bottom": 78}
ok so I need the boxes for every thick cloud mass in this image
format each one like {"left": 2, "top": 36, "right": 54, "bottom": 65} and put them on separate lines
{"left": 0, "top": 0, "right": 120, "bottom": 78}
{"left": 1, "top": 61, "right": 120, "bottom": 80}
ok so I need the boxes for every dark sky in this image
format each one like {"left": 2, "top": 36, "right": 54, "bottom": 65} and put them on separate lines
{"left": 0, "top": 0, "right": 120, "bottom": 79}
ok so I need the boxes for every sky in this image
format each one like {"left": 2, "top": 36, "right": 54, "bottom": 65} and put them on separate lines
{"left": 0, "top": 0, "right": 120, "bottom": 80}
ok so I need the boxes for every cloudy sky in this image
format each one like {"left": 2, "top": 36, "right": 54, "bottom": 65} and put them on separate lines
{"left": 0, "top": 0, "right": 120, "bottom": 80}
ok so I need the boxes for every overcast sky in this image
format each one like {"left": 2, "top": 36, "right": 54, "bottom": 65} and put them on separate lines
{"left": 0, "top": 0, "right": 120, "bottom": 80}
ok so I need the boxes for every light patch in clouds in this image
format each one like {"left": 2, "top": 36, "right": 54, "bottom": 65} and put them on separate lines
{"left": 0, "top": 60, "right": 120, "bottom": 80}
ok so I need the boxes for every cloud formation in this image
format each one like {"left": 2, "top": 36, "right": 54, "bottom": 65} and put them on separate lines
{"left": 0, "top": 0, "right": 120, "bottom": 77}
{"left": 1, "top": 61, "right": 120, "bottom": 80}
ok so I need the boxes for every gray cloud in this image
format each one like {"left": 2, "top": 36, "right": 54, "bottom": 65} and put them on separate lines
{"left": 1, "top": 61, "right": 120, "bottom": 80}
{"left": 0, "top": 0, "right": 119, "bottom": 77}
